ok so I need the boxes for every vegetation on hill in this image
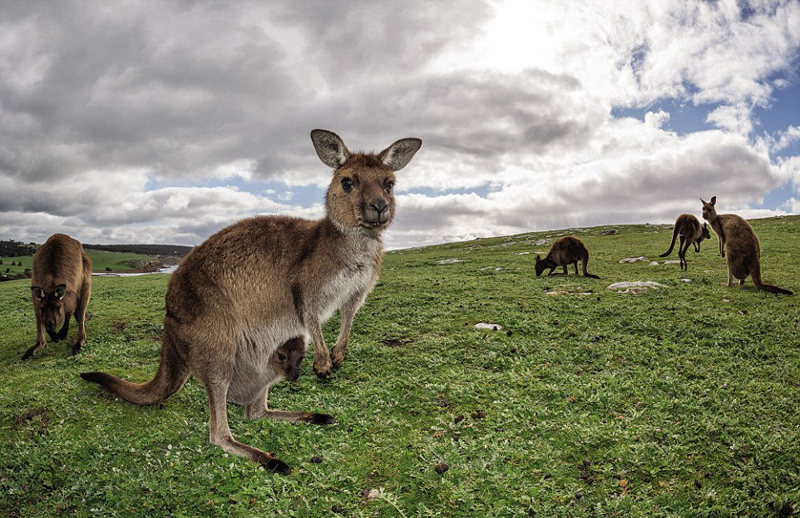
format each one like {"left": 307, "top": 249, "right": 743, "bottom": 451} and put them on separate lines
{"left": 0, "top": 216, "right": 798, "bottom": 516}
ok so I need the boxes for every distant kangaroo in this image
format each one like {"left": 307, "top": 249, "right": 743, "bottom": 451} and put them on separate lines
{"left": 535, "top": 236, "right": 600, "bottom": 279}
{"left": 701, "top": 196, "right": 792, "bottom": 295}
{"left": 24, "top": 233, "right": 92, "bottom": 360}
{"left": 659, "top": 214, "right": 711, "bottom": 271}
{"left": 81, "top": 130, "right": 422, "bottom": 473}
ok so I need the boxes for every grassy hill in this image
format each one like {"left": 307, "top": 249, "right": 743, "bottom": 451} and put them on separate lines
{"left": 0, "top": 249, "right": 162, "bottom": 280}
{"left": 1, "top": 216, "right": 798, "bottom": 516}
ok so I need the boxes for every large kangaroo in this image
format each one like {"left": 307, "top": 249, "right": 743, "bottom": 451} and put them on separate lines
{"left": 701, "top": 196, "right": 792, "bottom": 295}
{"left": 24, "top": 233, "right": 92, "bottom": 360}
{"left": 535, "top": 236, "right": 600, "bottom": 279}
{"left": 659, "top": 214, "right": 711, "bottom": 271}
{"left": 81, "top": 130, "right": 422, "bottom": 473}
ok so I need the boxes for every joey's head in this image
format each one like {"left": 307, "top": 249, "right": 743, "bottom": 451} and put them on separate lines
{"left": 534, "top": 255, "right": 545, "bottom": 277}
{"left": 701, "top": 222, "right": 711, "bottom": 240}
{"left": 701, "top": 196, "right": 717, "bottom": 222}
{"left": 268, "top": 337, "right": 306, "bottom": 383}
{"left": 311, "top": 129, "right": 422, "bottom": 235}
{"left": 31, "top": 284, "right": 67, "bottom": 333}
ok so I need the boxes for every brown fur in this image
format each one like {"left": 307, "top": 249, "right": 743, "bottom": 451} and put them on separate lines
{"left": 701, "top": 196, "right": 792, "bottom": 295}
{"left": 535, "top": 236, "right": 600, "bottom": 279}
{"left": 80, "top": 130, "right": 421, "bottom": 473}
{"left": 659, "top": 214, "right": 711, "bottom": 271}
{"left": 24, "top": 234, "right": 92, "bottom": 360}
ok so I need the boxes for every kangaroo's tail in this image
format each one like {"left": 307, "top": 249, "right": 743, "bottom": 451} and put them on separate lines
{"left": 582, "top": 251, "right": 600, "bottom": 279}
{"left": 660, "top": 226, "right": 679, "bottom": 257}
{"left": 751, "top": 263, "right": 793, "bottom": 295}
{"left": 81, "top": 338, "right": 189, "bottom": 405}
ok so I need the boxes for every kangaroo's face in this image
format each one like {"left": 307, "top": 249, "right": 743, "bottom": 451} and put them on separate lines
{"left": 311, "top": 130, "right": 422, "bottom": 233}
{"left": 701, "top": 223, "right": 711, "bottom": 240}
{"left": 329, "top": 156, "right": 397, "bottom": 231}
{"left": 31, "top": 284, "right": 66, "bottom": 332}
{"left": 701, "top": 196, "right": 717, "bottom": 221}
{"left": 268, "top": 337, "right": 306, "bottom": 382}
{"left": 534, "top": 255, "right": 545, "bottom": 276}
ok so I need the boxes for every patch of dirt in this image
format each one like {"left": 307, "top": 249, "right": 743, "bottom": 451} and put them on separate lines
{"left": 14, "top": 407, "right": 54, "bottom": 435}
{"left": 381, "top": 338, "right": 407, "bottom": 348}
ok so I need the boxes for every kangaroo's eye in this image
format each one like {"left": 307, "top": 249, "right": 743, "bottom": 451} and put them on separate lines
{"left": 277, "top": 353, "right": 287, "bottom": 362}
{"left": 341, "top": 178, "right": 353, "bottom": 192}
{"left": 384, "top": 181, "right": 394, "bottom": 192}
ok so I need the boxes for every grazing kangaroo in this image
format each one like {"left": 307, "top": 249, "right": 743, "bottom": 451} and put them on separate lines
{"left": 535, "top": 236, "right": 600, "bottom": 279}
{"left": 659, "top": 214, "right": 711, "bottom": 271}
{"left": 81, "top": 130, "right": 422, "bottom": 473}
{"left": 24, "top": 233, "right": 92, "bottom": 360}
{"left": 701, "top": 196, "right": 792, "bottom": 295}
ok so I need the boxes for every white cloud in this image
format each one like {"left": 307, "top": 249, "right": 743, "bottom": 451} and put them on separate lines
{"left": 1, "top": 0, "right": 799, "bottom": 249}
{"left": 644, "top": 110, "right": 670, "bottom": 128}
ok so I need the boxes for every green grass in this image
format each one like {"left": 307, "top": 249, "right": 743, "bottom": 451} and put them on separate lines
{"left": 1, "top": 216, "right": 799, "bottom": 516}
{"left": 0, "top": 249, "right": 151, "bottom": 276}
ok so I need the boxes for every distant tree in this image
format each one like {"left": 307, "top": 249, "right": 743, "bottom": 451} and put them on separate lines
{"left": 105, "top": 267, "right": 112, "bottom": 271}
{"left": 4, "top": 268, "right": 9, "bottom": 273}
{"left": 23, "top": 268, "right": 31, "bottom": 277}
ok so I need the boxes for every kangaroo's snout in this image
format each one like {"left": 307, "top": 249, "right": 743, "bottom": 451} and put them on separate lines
{"left": 364, "top": 198, "right": 390, "bottom": 225}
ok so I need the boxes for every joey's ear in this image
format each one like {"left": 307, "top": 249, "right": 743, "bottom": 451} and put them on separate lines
{"left": 535, "top": 255, "right": 541, "bottom": 263}
{"left": 310, "top": 129, "right": 349, "bottom": 169}
{"left": 704, "top": 223, "right": 708, "bottom": 229}
{"left": 31, "top": 287, "right": 45, "bottom": 301}
{"left": 710, "top": 196, "right": 716, "bottom": 205}
{"left": 379, "top": 138, "right": 422, "bottom": 171}
{"left": 54, "top": 284, "right": 66, "bottom": 299}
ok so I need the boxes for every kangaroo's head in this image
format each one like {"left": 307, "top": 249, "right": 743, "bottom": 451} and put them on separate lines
{"left": 701, "top": 222, "right": 711, "bottom": 240}
{"left": 534, "top": 255, "right": 546, "bottom": 276}
{"left": 268, "top": 337, "right": 306, "bottom": 383}
{"left": 701, "top": 196, "right": 717, "bottom": 221}
{"left": 31, "top": 284, "right": 67, "bottom": 333}
{"left": 311, "top": 130, "right": 422, "bottom": 234}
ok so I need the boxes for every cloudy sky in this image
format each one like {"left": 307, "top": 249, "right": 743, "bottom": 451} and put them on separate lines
{"left": 1, "top": 0, "right": 799, "bottom": 249}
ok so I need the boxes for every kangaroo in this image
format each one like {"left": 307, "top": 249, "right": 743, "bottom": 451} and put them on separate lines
{"left": 80, "top": 130, "right": 422, "bottom": 473}
{"left": 24, "top": 233, "right": 92, "bottom": 360}
{"left": 535, "top": 236, "right": 600, "bottom": 279}
{"left": 701, "top": 196, "right": 792, "bottom": 295}
{"left": 659, "top": 214, "right": 711, "bottom": 271}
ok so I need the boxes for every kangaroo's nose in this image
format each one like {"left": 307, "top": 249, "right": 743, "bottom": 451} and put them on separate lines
{"left": 45, "top": 319, "right": 56, "bottom": 330}
{"left": 369, "top": 198, "right": 388, "bottom": 216}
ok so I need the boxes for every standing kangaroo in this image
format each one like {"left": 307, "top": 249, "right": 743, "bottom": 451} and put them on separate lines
{"left": 24, "top": 233, "right": 92, "bottom": 360}
{"left": 81, "top": 130, "right": 422, "bottom": 473}
{"left": 535, "top": 236, "right": 600, "bottom": 279}
{"left": 659, "top": 214, "right": 711, "bottom": 271}
{"left": 701, "top": 196, "right": 792, "bottom": 295}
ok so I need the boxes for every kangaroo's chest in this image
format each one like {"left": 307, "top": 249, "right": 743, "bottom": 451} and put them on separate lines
{"left": 316, "top": 260, "right": 376, "bottom": 321}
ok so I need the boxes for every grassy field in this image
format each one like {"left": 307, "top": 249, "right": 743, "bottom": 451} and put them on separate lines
{"left": 1, "top": 216, "right": 798, "bottom": 516}
{"left": 1, "top": 249, "right": 152, "bottom": 277}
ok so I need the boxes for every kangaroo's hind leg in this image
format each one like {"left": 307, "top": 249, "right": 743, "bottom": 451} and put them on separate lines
{"left": 245, "top": 386, "right": 335, "bottom": 425}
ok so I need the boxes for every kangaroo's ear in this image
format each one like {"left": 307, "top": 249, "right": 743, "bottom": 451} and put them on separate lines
{"left": 31, "top": 287, "right": 45, "bottom": 301}
{"left": 54, "top": 284, "right": 66, "bottom": 300}
{"left": 379, "top": 138, "right": 422, "bottom": 171}
{"left": 704, "top": 223, "right": 708, "bottom": 229}
{"left": 311, "top": 129, "right": 349, "bottom": 169}
{"left": 535, "top": 255, "right": 541, "bottom": 263}
{"left": 700, "top": 198, "right": 706, "bottom": 204}
{"left": 710, "top": 196, "right": 716, "bottom": 205}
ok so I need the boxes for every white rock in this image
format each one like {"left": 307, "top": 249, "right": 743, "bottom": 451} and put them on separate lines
{"left": 619, "top": 256, "right": 649, "bottom": 263}
{"left": 607, "top": 281, "right": 667, "bottom": 293}
{"left": 534, "top": 239, "right": 549, "bottom": 246}
{"left": 475, "top": 322, "right": 503, "bottom": 331}
{"left": 437, "top": 258, "right": 464, "bottom": 264}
